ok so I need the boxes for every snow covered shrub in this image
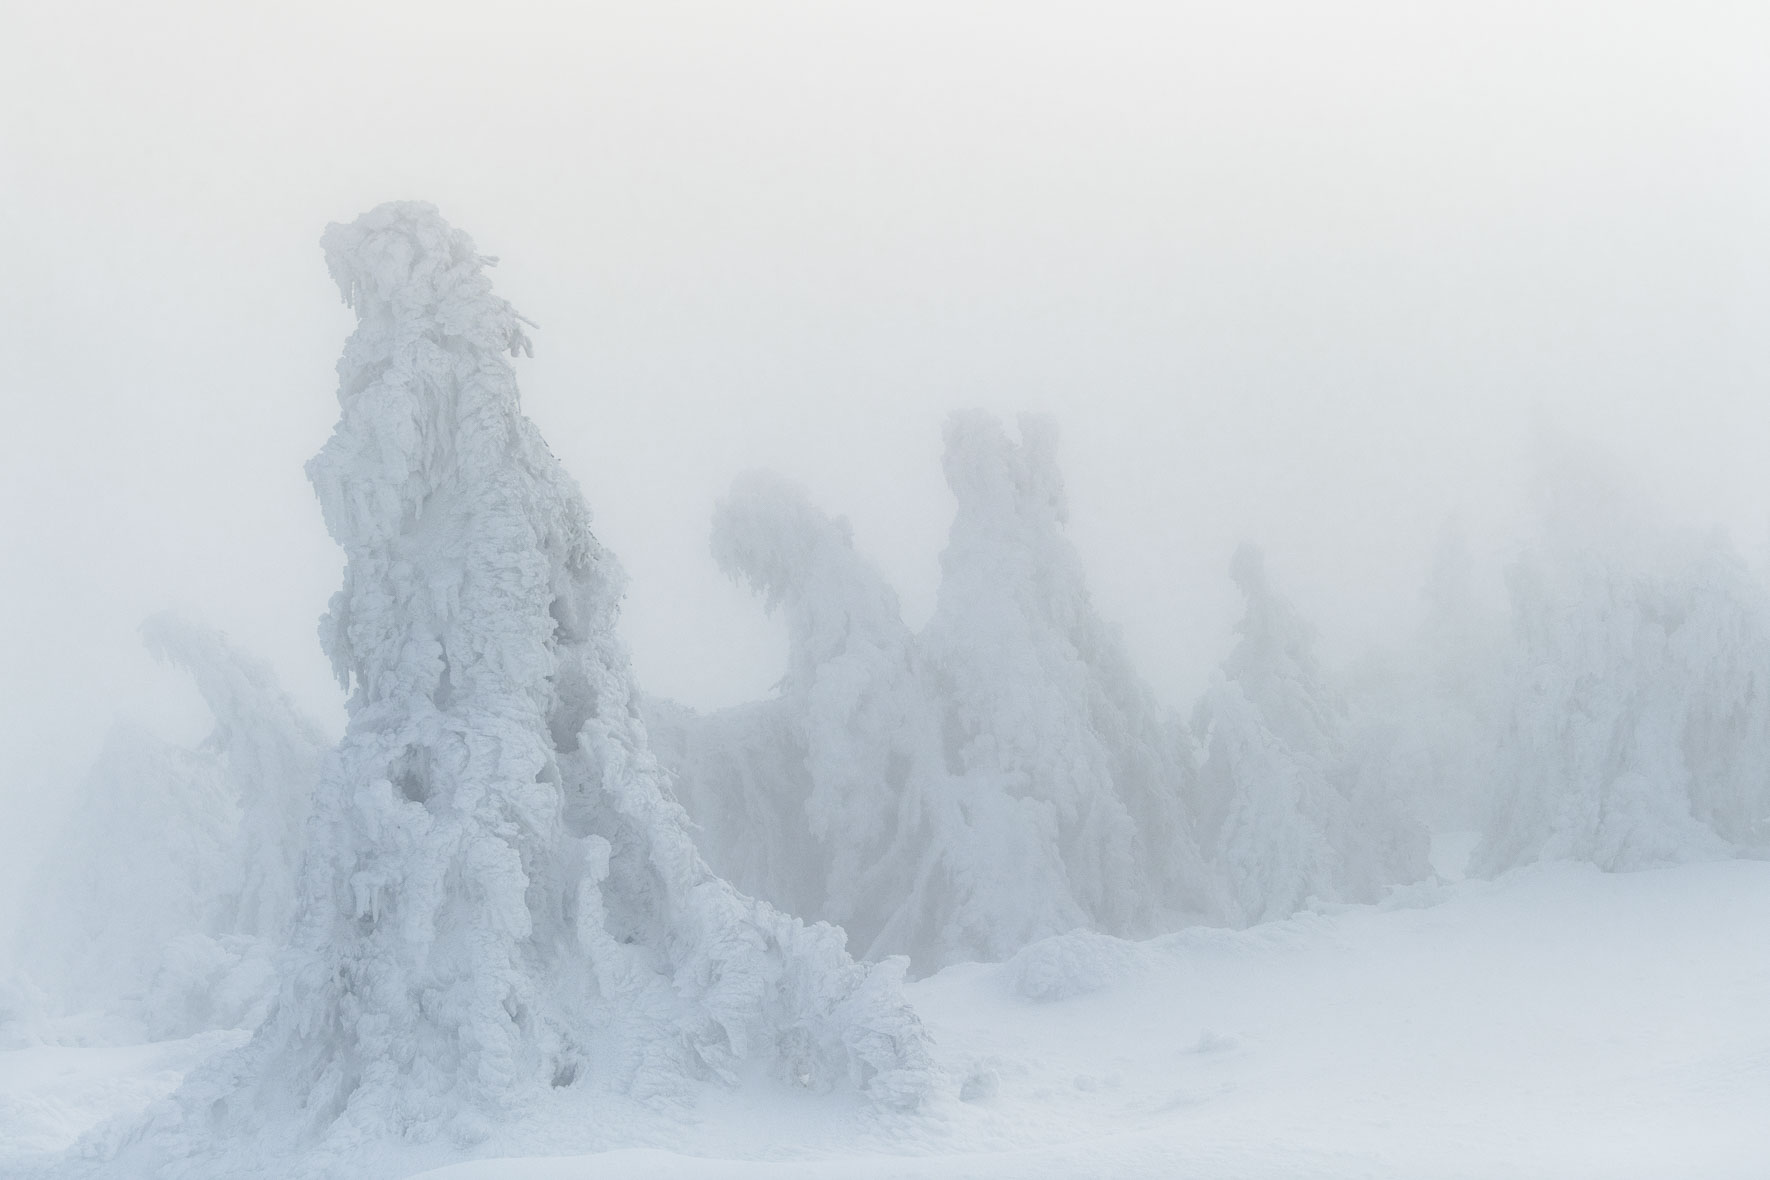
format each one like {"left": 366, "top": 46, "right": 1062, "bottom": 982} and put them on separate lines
{"left": 1474, "top": 461, "right": 1770, "bottom": 874}
{"left": 126, "top": 203, "right": 928, "bottom": 1166}
{"left": 1193, "top": 545, "right": 1430, "bottom": 923}
{"left": 13, "top": 616, "right": 324, "bottom": 1039}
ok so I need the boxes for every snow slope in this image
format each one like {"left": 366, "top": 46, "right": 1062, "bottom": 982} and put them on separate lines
{"left": 10, "top": 854, "right": 1768, "bottom": 1178}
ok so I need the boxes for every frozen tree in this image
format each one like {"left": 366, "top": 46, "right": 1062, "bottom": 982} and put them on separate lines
{"left": 141, "top": 612, "right": 329, "bottom": 941}
{"left": 1407, "top": 516, "right": 1507, "bottom": 830}
{"left": 655, "top": 421, "right": 1225, "bottom": 971}
{"left": 1194, "top": 545, "right": 1429, "bottom": 923}
{"left": 1344, "top": 517, "right": 1508, "bottom": 838}
{"left": 1473, "top": 457, "right": 1769, "bottom": 873}
{"left": 117, "top": 204, "right": 926, "bottom": 1168}
{"left": 13, "top": 616, "right": 324, "bottom": 1040}
{"left": 662, "top": 469, "right": 1090, "bottom": 969}
{"left": 655, "top": 471, "right": 923, "bottom": 939}
{"left": 918, "top": 411, "right": 1219, "bottom": 942}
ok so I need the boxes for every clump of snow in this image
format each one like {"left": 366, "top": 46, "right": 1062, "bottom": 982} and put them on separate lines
{"left": 1003, "top": 930, "right": 1147, "bottom": 1002}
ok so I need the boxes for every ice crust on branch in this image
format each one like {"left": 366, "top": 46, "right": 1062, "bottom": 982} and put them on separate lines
{"left": 117, "top": 203, "right": 926, "bottom": 1167}
{"left": 1193, "top": 545, "right": 1430, "bottom": 923}
{"left": 656, "top": 414, "right": 1223, "bottom": 971}
{"left": 13, "top": 614, "right": 325, "bottom": 1041}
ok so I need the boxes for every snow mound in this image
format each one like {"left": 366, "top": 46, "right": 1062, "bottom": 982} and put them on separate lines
{"left": 1002, "top": 930, "right": 1147, "bottom": 1002}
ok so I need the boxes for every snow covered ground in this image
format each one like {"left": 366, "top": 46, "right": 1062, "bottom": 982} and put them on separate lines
{"left": 8, "top": 850, "right": 1769, "bottom": 1178}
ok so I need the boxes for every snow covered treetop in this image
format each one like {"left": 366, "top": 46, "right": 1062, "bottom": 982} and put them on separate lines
{"left": 943, "top": 409, "right": 1067, "bottom": 527}
{"left": 320, "top": 199, "right": 532, "bottom": 362}
{"left": 711, "top": 471, "right": 907, "bottom": 674}
{"left": 712, "top": 470, "right": 863, "bottom": 613}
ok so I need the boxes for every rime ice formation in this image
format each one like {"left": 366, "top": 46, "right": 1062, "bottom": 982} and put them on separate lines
{"left": 655, "top": 415, "right": 1222, "bottom": 971}
{"left": 1193, "top": 546, "right": 1430, "bottom": 924}
{"left": 1473, "top": 469, "right": 1770, "bottom": 874}
{"left": 126, "top": 203, "right": 926, "bottom": 1165}
{"left": 13, "top": 615, "right": 324, "bottom": 1041}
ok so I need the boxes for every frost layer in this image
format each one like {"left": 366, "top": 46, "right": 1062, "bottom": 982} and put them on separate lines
{"left": 116, "top": 203, "right": 926, "bottom": 1167}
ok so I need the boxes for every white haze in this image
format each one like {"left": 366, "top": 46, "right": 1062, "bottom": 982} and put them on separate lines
{"left": 3, "top": 0, "right": 1769, "bottom": 934}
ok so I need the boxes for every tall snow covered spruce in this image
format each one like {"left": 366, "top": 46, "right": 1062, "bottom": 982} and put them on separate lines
{"left": 1194, "top": 545, "right": 1430, "bottom": 923}
{"left": 920, "top": 412, "right": 1221, "bottom": 945}
{"left": 117, "top": 203, "right": 926, "bottom": 1165}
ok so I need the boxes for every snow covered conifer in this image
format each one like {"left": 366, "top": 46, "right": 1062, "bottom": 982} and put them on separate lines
{"left": 137, "top": 204, "right": 926, "bottom": 1164}
{"left": 15, "top": 615, "right": 325, "bottom": 1040}
{"left": 1195, "top": 545, "right": 1429, "bottom": 923}
{"left": 660, "top": 470, "right": 929, "bottom": 945}
{"left": 676, "top": 469, "right": 1088, "bottom": 969}
{"left": 1473, "top": 458, "right": 1769, "bottom": 873}
{"left": 918, "top": 410, "right": 1219, "bottom": 942}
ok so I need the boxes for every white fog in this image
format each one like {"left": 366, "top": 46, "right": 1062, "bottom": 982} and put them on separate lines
{"left": 2, "top": 3, "right": 1768, "bottom": 1177}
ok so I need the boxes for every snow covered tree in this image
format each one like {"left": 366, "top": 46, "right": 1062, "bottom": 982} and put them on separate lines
{"left": 13, "top": 614, "right": 325, "bottom": 1040}
{"left": 653, "top": 470, "right": 925, "bottom": 942}
{"left": 126, "top": 204, "right": 926, "bottom": 1166}
{"left": 1473, "top": 458, "right": 1770, "bottom": 874}
{"left": 918, "top": 411, "right": 1219, "bottom": 942}
{"left": 654, "top": 418, "right": 1226, "bottom": 971}
{"left": 1405, "top": 516, "right": 1507, "bottom": 831}
{"left": 659, "top": 469, "right": 1091, "bottom": 970}
{"left": 140, "top": 612, "right": 329, "bottom": 942}
{"left": 1194, "top": 545, "right": 1429, "bottom": 923}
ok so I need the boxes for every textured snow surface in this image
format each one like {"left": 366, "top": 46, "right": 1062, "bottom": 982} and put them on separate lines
{"left": 10, "top": 858, "right": 1769, "bottom": 1178}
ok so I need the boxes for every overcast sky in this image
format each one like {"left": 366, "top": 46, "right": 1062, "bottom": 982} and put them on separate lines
{"left": 3, "top": 1, "right": 1768, "bottom": 920}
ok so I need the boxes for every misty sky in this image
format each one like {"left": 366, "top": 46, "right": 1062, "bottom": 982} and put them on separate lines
{"left": 3, "top": 1, "right": 1768, "bottom": 921}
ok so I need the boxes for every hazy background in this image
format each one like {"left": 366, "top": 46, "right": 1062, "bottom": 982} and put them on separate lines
{"left": 3, "top": 1, "right": 1768, "bottom": 930}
